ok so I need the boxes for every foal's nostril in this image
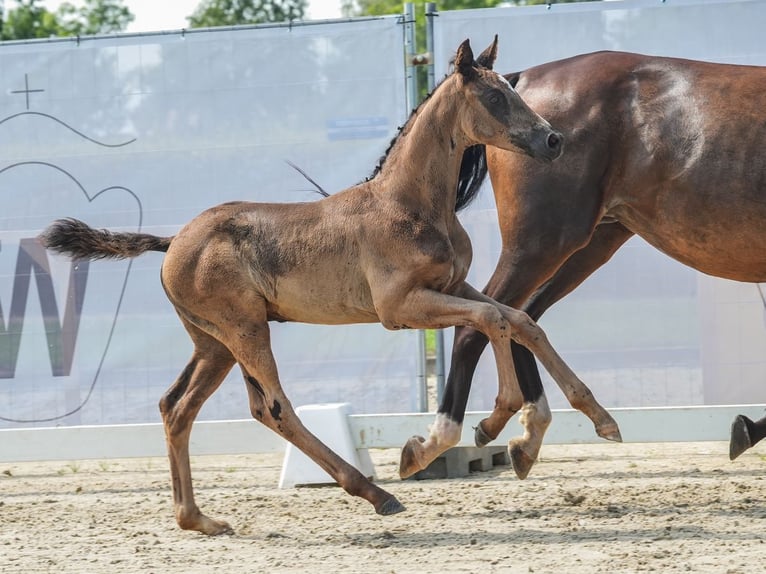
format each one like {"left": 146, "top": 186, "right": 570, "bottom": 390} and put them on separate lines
{"left": 547, "top": 132, "right": 562, "bottom": 150}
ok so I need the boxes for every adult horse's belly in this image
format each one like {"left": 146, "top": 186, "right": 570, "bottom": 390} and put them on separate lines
{"left": 613, "top": 193, "right": 766, "bottom": 283}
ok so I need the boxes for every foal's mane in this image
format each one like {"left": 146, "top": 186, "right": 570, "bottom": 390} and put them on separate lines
{"left": 365, "top": 72, "right": 489, "bottom": 213}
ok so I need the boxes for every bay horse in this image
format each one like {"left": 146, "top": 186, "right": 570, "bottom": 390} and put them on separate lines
{"left": 40, "top": 38, "right": 609, "bottom": 536}
{"left": 399, "top": 50, "right": 766, "bottom": 480}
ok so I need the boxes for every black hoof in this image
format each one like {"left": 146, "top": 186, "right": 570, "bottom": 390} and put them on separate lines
{"left": 730, "top": 415, "right": 753, "bottom": 461}
{"left": 474, "top": 422, "right": 493, "bottom": 447}
{"left": 377, "top": 496, "right": 406, "bottom": 516}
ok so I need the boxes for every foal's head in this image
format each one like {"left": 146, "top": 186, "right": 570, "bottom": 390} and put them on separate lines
{"left": 453, "top": 37, "right": 563, "bottom": 162}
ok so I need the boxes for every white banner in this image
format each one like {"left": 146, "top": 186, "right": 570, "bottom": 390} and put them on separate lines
{"left": 433, "top": 0, "right": 766, "bottom": 409}
{"left": 0, "top": 18, "right": 417, "bottom": 428}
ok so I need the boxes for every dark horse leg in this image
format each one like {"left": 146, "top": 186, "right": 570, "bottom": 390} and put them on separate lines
{"left": 436, "top": 222, "right": 633, "bottom": 479}
{"left": 730, "top": 414, "right": 766, "bottom": 460}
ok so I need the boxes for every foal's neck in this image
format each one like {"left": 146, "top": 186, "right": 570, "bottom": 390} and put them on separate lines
{"left": 373, "top": 79, "right": 469, "bottom": 218}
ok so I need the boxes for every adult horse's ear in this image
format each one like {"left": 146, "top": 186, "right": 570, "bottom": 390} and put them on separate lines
{"left": 455, "top": 39, "right": 477, "bottom": 79}
{"left": 476, "top": 35, "right": 499, "bottom": 70}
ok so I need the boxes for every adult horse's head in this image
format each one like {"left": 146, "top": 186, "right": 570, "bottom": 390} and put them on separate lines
{"left": 454, "top": 37, "right": 563, "bottom": 163}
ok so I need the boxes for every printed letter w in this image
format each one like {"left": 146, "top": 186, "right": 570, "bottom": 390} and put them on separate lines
{"left": 0, "top": 238, "right": 89, "bottom": 378}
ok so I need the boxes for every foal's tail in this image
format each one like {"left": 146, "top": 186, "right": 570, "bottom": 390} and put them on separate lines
{"left": 39, "top": 218, "right": 172, "bottom": 261}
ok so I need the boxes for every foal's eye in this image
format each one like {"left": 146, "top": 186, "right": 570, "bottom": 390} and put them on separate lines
{"left": 488, "top": 93, "right": 501, "bottom": 105}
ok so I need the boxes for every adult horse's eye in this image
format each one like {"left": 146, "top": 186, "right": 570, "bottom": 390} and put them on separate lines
{"left": 489, "top": 94, "right": 501, "bottom": 105}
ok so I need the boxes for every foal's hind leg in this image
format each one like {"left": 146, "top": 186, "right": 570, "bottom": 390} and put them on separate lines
{"left": 159, "top": 319, "right": 236, "bottom": 535}
{"left": 227, "top": 316, "right": 404, "bottom": 516}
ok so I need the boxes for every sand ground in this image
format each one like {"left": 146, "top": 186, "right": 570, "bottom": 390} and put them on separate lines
{"left": 2, "top": 441, "right": 765, "bottom": 573}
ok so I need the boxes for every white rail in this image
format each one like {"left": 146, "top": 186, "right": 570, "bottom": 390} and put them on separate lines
{"left": 1, "top": 404, "right": 764, "bottom": 463}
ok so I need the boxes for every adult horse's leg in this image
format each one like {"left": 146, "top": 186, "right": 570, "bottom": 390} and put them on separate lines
{"left": 730, "top": 414, "right": 766, "bottom": 460}
{"left": 159, "top": 319, "right": 237, "bottom": 535}
{"left": 226, "top": 313, "right": 404, "bottom": 517}
{"left": 512, "top": 222, "right": 634, "bottom": 435}
{"left": 496, "top": 223, "right": 634, "bottom": 478}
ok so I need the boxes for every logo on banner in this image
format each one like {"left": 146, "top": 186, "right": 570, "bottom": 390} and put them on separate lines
{"left": 0, "top": 71, "right": 140, "bottom": 423}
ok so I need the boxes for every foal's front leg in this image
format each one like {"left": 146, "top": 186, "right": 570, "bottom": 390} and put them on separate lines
{"left": 373, "top": 285, "right": 526, "bottom": 478}
{"left": 467, "top": 283, "right": 621, "bottom": 477}
{"left": 393, "top": 283, "right": 618, "bottom": 480}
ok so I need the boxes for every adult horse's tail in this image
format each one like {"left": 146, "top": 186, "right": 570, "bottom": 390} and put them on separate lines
{"left": 40, "top": 218, "right": 172, "bottom": 261}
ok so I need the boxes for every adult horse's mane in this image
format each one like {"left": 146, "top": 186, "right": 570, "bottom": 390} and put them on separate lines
{"left": 365, "top": 72, "right": 489, "bottom": 213}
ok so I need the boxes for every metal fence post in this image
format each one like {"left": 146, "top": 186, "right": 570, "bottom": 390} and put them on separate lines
{"left": 403, "top": 3, "right": 418, "bottom": 115}
{"left": 403, "top": 2, "right": 428, "bottom": 412}
{"left": 424, "top": 2, "right": 447, "bottom": 406}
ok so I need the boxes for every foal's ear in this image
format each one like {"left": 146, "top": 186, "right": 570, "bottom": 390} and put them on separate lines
{"left": 455, "top": 39, "right": 477, "bottom": 79}
{"left": 476, "top": 35, "right": 499, "bottom": 70}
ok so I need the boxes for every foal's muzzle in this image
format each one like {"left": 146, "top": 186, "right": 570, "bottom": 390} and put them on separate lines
{"left": 539, "top": 128, "right": 564, "bottom": 161}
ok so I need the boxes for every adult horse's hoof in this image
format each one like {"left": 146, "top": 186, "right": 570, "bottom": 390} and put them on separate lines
{"left": 376, "top": 496, "right": 406, "bottom": 516}
{"left": 474, "top": 421, "right": 493, "bottom": 447}
{"left": 729, "top": 415, "right": 753, "bottom": 461}
{"left": 399, "top": 435, "right": 426, "bottom": 479}
{"left": 508, "top": 442, "right": 535, "bottom": 480}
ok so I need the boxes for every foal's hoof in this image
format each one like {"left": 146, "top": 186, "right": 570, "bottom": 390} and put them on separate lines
{"left": 596, "top": 420, "right": 623, "bottom": 443}
{"left": 376, "top": 495, "right": 406, "bottom": 516}
{"left": 474, "top": 421, "right": 493, "bottom": 447}
{"left": 399, "top": 435, "right": 426, "bottom": 479}
{"left": 210, "top": 521, "right": 235, "bottom": 536}
{"left": 508, "top": 442, "right": 536, "bottom": 480}
{"left": 729, "top": 415, "right": 753, "bottom": 461}
{"left": 190, "top": 516, "right": 234, "bottom": 537}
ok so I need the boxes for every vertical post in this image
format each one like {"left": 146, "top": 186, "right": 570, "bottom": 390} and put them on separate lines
{"left": 404, "top": 2, "right": 428, "bottom": 412}
{"left": 424, "top": 2, "right": 447, "bottom": 406}
{"left": 416, "top": 329, "right": 428, "bottom": 412}
{"left": 435, "top": 330, "right": 446, "bottom": 406}
{"left": 403, "top": 2, "right": 418, "bottom": 114}
{"left": 425, "top": 3, "right": 437, "bottom": 92}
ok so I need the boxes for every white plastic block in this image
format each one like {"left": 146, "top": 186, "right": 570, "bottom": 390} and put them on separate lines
{"left": 278, "top": 403, "right": 375, "bottom": 488}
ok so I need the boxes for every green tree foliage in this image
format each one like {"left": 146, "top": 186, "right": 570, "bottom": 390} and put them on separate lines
{"left": 56, "top": 0, "right": 135, "bottom": 36}
{"left": 187, "top": 0, "right": 308, "bottom": 27}
{"left": 1, "top": 0, "right": 61, "bottom": 39}
{"left": 1, "top": 0, "right": 134, "bottom": 40}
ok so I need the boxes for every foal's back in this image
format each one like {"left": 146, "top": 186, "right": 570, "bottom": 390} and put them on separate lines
{"left": 160, "top": 195, "right": 385, "bottom": 326}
